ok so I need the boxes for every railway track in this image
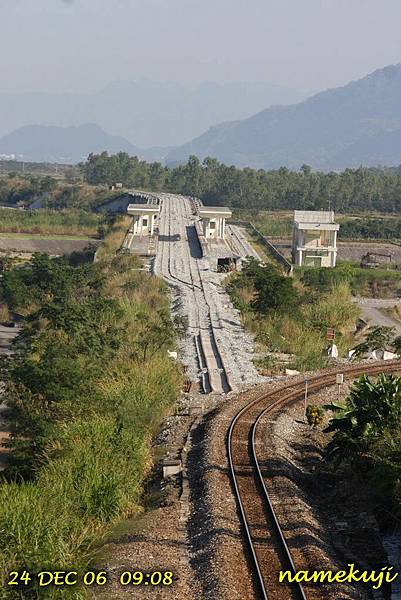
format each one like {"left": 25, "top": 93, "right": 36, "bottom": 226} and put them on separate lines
{"left": 156, "top": 194, "right": 231, "bottom": 394}
{"left": 227, "top": 224, "right": 260, "bottom": 260}
{"left": 228, "top": 361, "right": 401, "bottom": 600}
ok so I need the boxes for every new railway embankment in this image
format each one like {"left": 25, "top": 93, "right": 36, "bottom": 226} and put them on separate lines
{"left": 186, "top": 363, "right": 401, "bottom": 600}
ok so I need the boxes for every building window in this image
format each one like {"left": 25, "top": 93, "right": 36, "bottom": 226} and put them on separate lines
{"left": 142, "top": 218, "right": 148, "bottom": 227}
{"left": 304, "top": 255, "right": 322, "bottom": 267}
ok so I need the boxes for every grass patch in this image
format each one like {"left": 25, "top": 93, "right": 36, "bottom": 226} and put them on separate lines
{"left": 233, "top": 209, "right": 292, "bottom": 237}
{"left": 0, "top": 232, "right": 91, "bottom": 240}
{"left": 299, "top": 262, "right": 401, "bottom": 298}
{"left": 0, "top": 208, "right": 99, "bottom": 237}
{"left": 94, "top": 216, "right": 131, "bottom": 261}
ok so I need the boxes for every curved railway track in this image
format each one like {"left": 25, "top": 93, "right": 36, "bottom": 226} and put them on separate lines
{"left": 228, "top": 360, "right": 401, "bottom": 600}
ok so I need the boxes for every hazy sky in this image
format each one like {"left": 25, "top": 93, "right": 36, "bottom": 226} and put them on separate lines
{"left": 1, "top": 0, "right": 401, "bottom": 94}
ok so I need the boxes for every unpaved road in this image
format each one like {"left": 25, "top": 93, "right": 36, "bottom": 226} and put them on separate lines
{"left": 353, "top": 297, "right": 401, "bottom": 335}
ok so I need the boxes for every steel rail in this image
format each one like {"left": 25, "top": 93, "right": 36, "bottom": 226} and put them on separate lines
{"left": 229, "top": 225, "right": 255, "bottom": 257}
{"left": 161, "top": 194, "right": 230, "bottom": 394}
{"left": 178, "top": 197, "right": 231, "bottom": 393}
{"left": 228, "top": 360, "right": 401, "bottom": 599}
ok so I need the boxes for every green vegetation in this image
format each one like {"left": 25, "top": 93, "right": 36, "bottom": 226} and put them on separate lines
{"left": 82, "top": 153, "right": 401, "bottom": 214}
{"left": 0, "top": 208, "right": 99, "bottom": 237}
{"left": 226, "top": 258, "right": 359, "bottom": 372}
{"left": 339, "top": 217, "right": 401, "bottom": 240}
{"left": 300, "top": 263, "right": 401, "bottom": 298}
{"left": 351, "top": 326, "right": 399, "bottom": 359}
{"left": 0, "top": 172, "right": 113, "bottom": 211}
{"left": 324, "top": 374, "right": 401, "bottom": 524}
{"left": 0, "top": 174, "right": 58, "bottom": 204}
{"left": 232, "top": 210, "right": 293, "bottom": 237}
{"left": 0, "top": 238, "right": 181, "bottom": 597}
{"left": 4, "top": 155, "right": 401, "bottom": 219}
{"left": 94, "top": 215, "right": 131, "bottom": 261}
{"left": 233, "top": 211, "right": 401, "bottom": 242}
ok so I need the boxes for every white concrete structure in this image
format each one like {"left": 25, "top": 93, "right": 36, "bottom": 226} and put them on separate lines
{"left": 127, "top": 203, "right": 160, "bottom": 236}
{"left": 292, "top": 210, "right": 340, "bottom": 267}
{"left": 199, "top": 206, "right": 232, "bottom": 240}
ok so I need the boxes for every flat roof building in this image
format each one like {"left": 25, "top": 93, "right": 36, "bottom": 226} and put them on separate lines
{"left": 127, "top": 203, "right": 160, "bottom": 236}
{"left": 198, "top": 206, "right": 232, "bottom": 240}
{"left": 292, "top": 210, "right": 340, "bottom": 268}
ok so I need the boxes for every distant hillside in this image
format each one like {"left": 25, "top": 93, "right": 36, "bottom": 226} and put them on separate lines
{"left": 168, "top": 64, "right": 401, "bottom": 170}
{"left": 0, "top": 80, "right": 306, "bottom": 148}
{"left": 0, "top": 124, "right": 141, "bottom": 164}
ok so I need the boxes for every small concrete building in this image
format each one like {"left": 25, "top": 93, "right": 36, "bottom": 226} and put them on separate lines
{"left": 292, "top": 210, "right": 340, "bottom": 267}
{"left": 127, "top": 204, "right": 160, "bottom": 236}
{"left": 199, "top": 206, "right": 232, "bottom": 240}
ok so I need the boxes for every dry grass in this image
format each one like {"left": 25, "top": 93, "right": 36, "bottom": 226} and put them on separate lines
{"left": 95, "top": 217, "right": 132, "bottom": 260}
{"left": 0, "top": 304, "right": 10, "bottom": 322}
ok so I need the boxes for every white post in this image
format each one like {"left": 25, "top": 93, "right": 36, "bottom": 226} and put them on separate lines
{"left": 333, "top": 230, "right": 338, "bottom": 266}
{"left": 304, "top": 379, "right": 308, "bottom": 422}
{"left": 336, "top": 373, "right": 344, "bottom": 402}
{"left": 298, "top": 249, "right": 303, "bottom": 266}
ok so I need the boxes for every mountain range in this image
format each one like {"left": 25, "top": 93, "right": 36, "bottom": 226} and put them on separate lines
{"left": 167, "top": 64, "right": 401, "bottom": 170}
{"left": 0, "top": 124, "right": 145, "bottom": 164}
{"left": 3, "top": 66, "right": 401, "bottom": 170}
{"left": 0, "top": 80, "right": 304, "bottom": 149}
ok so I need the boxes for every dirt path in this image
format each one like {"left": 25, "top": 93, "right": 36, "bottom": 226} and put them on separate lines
{"left": 353, "top": 298, "right": 401, "bottom": 335}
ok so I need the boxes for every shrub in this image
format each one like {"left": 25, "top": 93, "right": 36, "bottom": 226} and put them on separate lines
{"left": 0, "top": 242, "right": 181, "bottom": 595}
{"left": 306, "top": 404, "right": 324, "bottom": 428}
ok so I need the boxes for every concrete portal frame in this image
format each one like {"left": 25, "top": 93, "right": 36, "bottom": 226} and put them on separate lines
{"left": 292, "top": 210, "right": 340, "bottom": 268}
{"left": 127, "top": 204, "right": 160, "bottom": 236}
{"left": 198, "top": 206, "right": 232, "bottom": 240}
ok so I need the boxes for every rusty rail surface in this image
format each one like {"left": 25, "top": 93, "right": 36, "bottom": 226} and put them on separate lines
{"left": 228, "top": 361, "right": 401, "bottom": 599}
